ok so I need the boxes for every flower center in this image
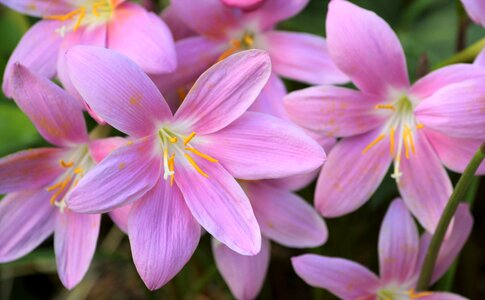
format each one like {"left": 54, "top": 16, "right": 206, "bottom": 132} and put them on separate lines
{"left": 44, "top": 0, "right": 114, "bottom": 36}
{"left": 158, "top": 128, "right": 218, "bottom": 185}
{"left": 376, "top": 288, "right": 433, "bottom": 300}
{"left": 362, "top": 95, "right": 424, "bottom": 182}
{"left": 46, "top": 145, "right": 93, "bottom": 212}
{"left": 217, "top": 31, "right": 255, "bottom": 62}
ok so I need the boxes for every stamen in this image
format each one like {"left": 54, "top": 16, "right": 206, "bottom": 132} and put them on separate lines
{"left": 184, "top": 153, "right": 209, "bottom": 178}
{"left": 73, "top": 7, "right": 86, "bottom": 31}
{"left": 162, "top": 146, "right": 173, "bottom": 180}
{"left": 375, "top": 104, "right": 396, "bottom": 111}
{"left": 404, "top": 132, "right": 410, "bottom": 159}
{"left": 45, "top": 8, "right": 84, "bottom": 21}
{"left": 184, "top": 132, "right": 196, "bottom": 145}
{"left": 74, "top": 167, "right": 83, "bottom": 174}
{"left": 362, "top": 134, "right": 385, "bottom": 154}
{"left": 389, "top": 127, "right": 395, "bottom": 156}
{"left": 185, "top": 147, "right": 218, "bottom": 163}
{"left": 92, "top": 0, "right": 109, "bottom": 16}
{"left": 217, "top": 40, "right": 241, "bottom": 62}
{"left": 48, "top": 176, "right": 71, "bottom": 205}
{"left": 243, "top": 34, "right": 254, "bottom": 47}
{"left": 406, "top": 127, "right": 416, "bottom": 154}
{"left": 408, "top": 289, "right": 433, "bottom": 299}
{"left": 416, "top": 123, "right": 425, "bottom": 129}
{"left": 169, "top": 154, "right": 175, "bottom": 186}
{"left": 60, "top": 160, "right": 74, "bottom": 168}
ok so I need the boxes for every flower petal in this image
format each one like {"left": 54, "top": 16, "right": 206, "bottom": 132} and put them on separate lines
{"left": 174, "top": 156, "right": 261, "bottom": 255}
{"left": 284, "top": 86, "right": 386, "bottom": 138}
{"left": 65, "top": 46, "right": 172, "bottom": 137}
{"left": 128, "top": 178, "right": 200, "bottom": 290}
{"left": 66, "top": 137, "right": 161, "bottom": 214}
{"left": 221, "top": 0, "right": 264, "bottom": 9}
{"left": 0, "top": 190, "right": 57, "bottom": 262}
{"left": 198, "top": 112, "right": 325, "bottom": 180}
{"left": 460, "top": 0, "right": 485, "bottom": 27}
{"left": 292, "top": 254, "right": 380, "bottom": 299}
{"left": 173, "top": 50, "right": 271, "bottom": 135}
{"left": 3, "top": 20, "right": 62, "bottom": 97}
{"left": 160, "top": 4, "right": 196, "bottom": 40}
{"left": 249, "top": 74, "right": 288, "bottom": 118}
{"left": 326, "top": 0, "right": 409, "bottom": 97}
{"left": 88, "top": 137, "right": 127, "bottom": 164}
{"left": 410, "top": 64, "right": 485, "bottom": 99}
{"left": 245, "top": 0, "right": 309, "bottom": 30}
{"left": 11, "top": 63, "right": 88, "bottom": 147}
{"left": 0, "top": 148, "right": 65, "bottom": 194}
{"left": 245, "top": 181, "right": 328, "bottom": 248}
{"left": 212, "top": 237, "right": 270, "bottom": 300}
{"left": 415, "top": 79, "right": 485, "bottom": 139}
{"left": 107, "top": 2, "right": 176, "bottom": 74}
{"left": 0, "top": 0, "right": 72, "bottom": 17}
{"left": 265, "top": 168, "right": 320, "bottom": 192}
{"left": 378, "top": 199, "right": 419, "bottom": 284}
{"left": 315, "top": 129, "right": 392, "bottom": 217}
{"left": 55, "top": 211, "right": 100, "bottom": 289}
{"left": 260, "top": 31, "right": 348, "bottom": 85}
{"left": 474, "top": 48, "right": 485, "bottom": 67}
{"left": 417, "top": 203, "right": 473, "bottom": 284}
{"left": 420, "top": 292, "right": 468, "bottom": 300}
{"left": 397, "top": 130, "right": 452, "bottom": 234}
{"left": 424, "top": 128, "right": 485, "bottom": 175}
{"left": 109, "top": 204, "right": 132, "bottom": 234}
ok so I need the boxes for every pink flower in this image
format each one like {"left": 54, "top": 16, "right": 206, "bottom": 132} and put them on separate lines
{"left": 0, "top": 64, "right": 123, "bottom": 289}
{"left": 220, "top": 0, "right": 264, "bottom": 10}
{"left": 292, "top": 199, "right": 473, "bottom": 300}
{"left": 460, "top": 0, "right": 485, "bottom": 27}
{"left": 284, "top": 0, "right": 485, "bottom": 233}
{"left": 1, "top": 0, "right": 176, "bottom": 98}
{"left": 152, "top": 0, "right": 348, "bottom": 107}
{"left": 213, "top": 179, "right": 328, "bottom": 299}
{"left": 63, "top": 46, "right": 325, "bottom": 289}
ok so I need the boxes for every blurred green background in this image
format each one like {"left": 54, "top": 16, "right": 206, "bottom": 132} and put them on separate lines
{"left": 0, "top": 0, "right": 484, "bottom": 299}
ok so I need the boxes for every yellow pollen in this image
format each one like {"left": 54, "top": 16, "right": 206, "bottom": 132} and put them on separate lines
{"left": 362, "top": 134, "right": 385, "bottom": 154}
{"left": 48, "top": 176, "right": 71, "bottom": 205}
{"left": 243, "top": 34, "right": 254, "bottom": 47}
{"left": 375, "top": 104, "right": 396, "bottom": 111}
{"left": 74, "top": 167, "right": 83, "bottom": 174}
{"left": 184, "top": 153, "right": 209, "bottom": 178}
{"left": 184, "top": 132, "right": 196, "bottom": 145}
{"left": 185, "top": 147, "right": 218, "bottom": 163}
{"left": 408, "top": 289, "right": 433, "bottom": 299}
{"left": 45, "top": 8, "right": 84, "bottom": 21}
{"left": 92, "top": 0, "right": 110, "bottom": 16}
{"left": 416, "top": 123, "right": 425, "bottom": 129}
{"left": 60, "top": 160, "right": 74, "bottom": 168}
{"left": 389, "top": 127, "right": 395, "bottom": 156}
{"left": 169, "top": 154, "right": 175, "bottom": 186}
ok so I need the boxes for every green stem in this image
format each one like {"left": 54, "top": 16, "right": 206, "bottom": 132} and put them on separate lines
{"left": 433, "top": 37, "right": 485, "bottom": 69}
{"left": 416, "top": 143, "right": 485, "bottom": 291}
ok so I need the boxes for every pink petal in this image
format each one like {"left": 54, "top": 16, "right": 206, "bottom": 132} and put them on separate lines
{"left": 151, "top": 36, "right": 224, "bottom": 99}
{"left": 109, "top": 204, "right": 132, "bottom": 234}
{"left": 248, "top": 74, "right": 288, "bottom": 118}
{"left": 245, "top": 181, "right": 328, "bottom": 248}
{"left": 3, "top": 20, "right": 62, "bottom": 97}
{"left": 160, "top": 4, "right": 197, "bottom": 40}
{"left": 66, "top": 137, "right": 161, "bottom": 213}
{"left": 65, "top": 46, "right": 172, "bottom": 137}
{"left": 315, "top": 129, "right": 392, "bottom": 217}
{"left": 460, "top": 0, "right": 485, "bottom": 27}
{"left": 415, "top": 79, "right": 485, "bottom": 140}
{"left": 418, "top": 203, "right": 473, "bottom": 284}
{"left": 245, "top": 0, "right": 309, "bottom": 30}
{"left": 174, "top": 50, "right": 271, "bottom": 135}
{"left": 292, "top": 254, "right": 380, "bottom": 299}
{"left": 128, "top": 178, "right": 200, "bottom": 290}
{"left": 221, "top": 0, "right": 264, "bottom": 9}
{"left": 260, "top": 31, "right": 348, "bottom": 85}
{"left": 212, "top": 237, "right": 270, "bottom": 300}
{"left": 55, "top": 211, "right": 100, "bottom": 289}
{"left": 171, "top": 0, "right": 239, "bottom": 38}
{"left": 107, "top": 2, "right": 176, "bottom": 74}
{"left": 0, "top": 148, "right": 65, "bottom": 193}
{"left": 378, "top": 199, "right": 419, "bottom": 284}
{"left": 174, "top": 156, "right": 261, "bottom": 255}
{"left": 88, "top": 137, "right": 127, "bottom": 163}
{"left": 284, "top": 86, "right": 386, "bottom": 138}
{"left": 397, "top": 130, "right": 452, "bottom": 234}
{"left": 420, "top": 292, "right": 468, "bottom": 300}
{"left": 198, "top": 112, "right": 325, "bottom": 180}
{"left": 326, "top": 0, "right": 409, "bottom": 97}
{"left": 11, "top": 63, "right": 88, "bottom": 147}
{"left": 0, "top": 190, "right": 57, "bottom": 262}
{"left": 474, "top": 48, "right": 485, "bottom": 67}
{"left": 265, "top": 168, "right": 320, "bottom": 192}
{"left": 0, "top": 0, "right": 72, "bottom": 17}
{"left": 424, "top": 128, "right": 485, "bottom": 175}
{"left": 410, "top": 64, "right": 485, "bottom": 99}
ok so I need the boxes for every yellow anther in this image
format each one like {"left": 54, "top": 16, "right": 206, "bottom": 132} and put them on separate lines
{"left": 243, "top": 34, "right": 254, "bottom": 47}
{"left": 185, "top": 147, "right": 218, "bottom": 163}
{"left": 416, "top": 123, "right": 425, "bottom": 129}
{"left": 375, "top": 104, "right": 396, "bottom": 111}
{"left": 74, "top": 167, "right": 83, "bottom": 174}
{"left": 47, "top": 181, "right": 63, "bottom": 192}
{"left": 184, "top": 132, "right": 196, "bottom": 145}
{"left": 73, "top": 7, "right": 86, "bottom": 31}
{"left": 60, "top": 160, "right": 74, "bottom": 168}
{"left": 184, "top": 154, "right": 209, "bottom": 178}
{"left": 362, "top": 134, "right": 385, "bottom": 154}
{"left": 168, "top": 136, "right": 178, "bottom": 143}
{"left": 389, "top": 127, "right": 395, "bottom": 156}
{"left": 168, "top": 154, "right": 175, "bottom": 186}
{"left": 48, "top": 176, "right": 71, "bottom": 205}
{"left": 45, "top": 8, "right": 84, "bottom": 21}
{"left": 408, "top": 288, "right": 433, "bottom": 299}
{"left": 217, "top": 39, "right": 241, "bottom": 62}
{"left": 92, "top": 0, "right": 109, "bottom": 16}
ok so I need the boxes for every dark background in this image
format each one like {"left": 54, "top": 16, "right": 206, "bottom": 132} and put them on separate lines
{"left": 0, "top": 0, "right": 484, "bottom": 299}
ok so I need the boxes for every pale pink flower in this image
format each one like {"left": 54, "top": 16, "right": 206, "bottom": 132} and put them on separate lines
{"left": 1, "top": 0, "right": 176, "bottom": 98}
{"left": 284, "top": 0, "right": 485, "bottom": 233}
{"left": 221, "top": 0, "right": 264, "bottom": 10}
{"left": 292, "top": 199, "right": 473, "bottom": 300}
{"left": 0, "top": 64, "right": 121, "bottom": 289}
{"left": 63, "top": 46, "right": 325, "bottom": 289}
{"left": 460, "top": 0, "right": 485, "bottom": 27}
